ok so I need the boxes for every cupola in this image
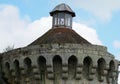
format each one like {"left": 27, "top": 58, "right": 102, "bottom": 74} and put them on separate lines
{"left": 29, "top": 3, "right": 91, "bottom": 45}
{"left": 50, "top": 3, "right": 75, "bottom": 28}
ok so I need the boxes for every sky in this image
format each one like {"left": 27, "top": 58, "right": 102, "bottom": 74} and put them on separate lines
{"left": 0, "top": 0, "right": 120, "bottom": 83}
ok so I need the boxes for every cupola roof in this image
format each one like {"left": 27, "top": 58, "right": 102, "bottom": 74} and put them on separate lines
{"left": 50, "top": 3, "right": 75, "bottom": 17}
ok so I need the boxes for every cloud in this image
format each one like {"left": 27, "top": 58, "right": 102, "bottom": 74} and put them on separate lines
{"left": 113, "top": 40, "right": 120, "bottom": 49}
{"left": 73, "top": 22, "right": 102, "bottom": 45}
{"left": 0, "top": 5, "right": 30, "bottom": 51}
{"left": 58, "top": 0, "right": 120, "bottom": 20}
{"left": 0, "top": 4, "right": 102, "bottom": 52}
{"left": 0, "top": 4, "right": 119, "bottom": 83}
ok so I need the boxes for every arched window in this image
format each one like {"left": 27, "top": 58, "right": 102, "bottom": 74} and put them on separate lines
{"left": 5, "top": 62, "right": 10, "bottom": 75}
{"left": 97, "top": 58, "right": 106, "bottom": 82}
{"left": 53, "top": 55, "right": 62, "bottom": 83}
{"left": 4, "top": 62, "right": 11, "bottom": 83}
{"left": 13, "top": 60, "right": 20, "bottom": 84}
{"left": 68, "top": 55, "right": 77, "bottom": 79}
{"left": 38, "top": 56, "right": 46, "bottom": 84}
{"left": 24, "top": 58, "right": 32, "bottom": 81}
{"left": 107, "top": 60, "right": 115, "bottom": 83}
{"left": 83, "top": 56, "right": 92, "bottom": 80}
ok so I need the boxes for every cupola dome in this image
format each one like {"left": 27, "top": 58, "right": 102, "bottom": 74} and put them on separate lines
{"left": 50, "top": 3, "right": 75, "bottom": 28}
{"left": 29, "top": 3, "right": 91, "bottom": 45}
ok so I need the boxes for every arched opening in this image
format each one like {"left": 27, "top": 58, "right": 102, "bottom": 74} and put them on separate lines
{"left": 53, "top": 55, "right": 62, "bottom": 84}
{"left": 68, "top": 55, "right": 77, "bottom": 79}
{"left": 97, "top": 58, "right": 106, "bottom": 82}
{"left": 4, "top": 62, "right": 11, "bottom": 83}
{"left": 107, "top": 60, "right": 115, "bottom": 83}
{"left": 38, "top": 56, "right": 46, "bottom": 84}
{"left": 83, "top": 56, "right": 92, "bottom": 80}
{"left": 5, "top": 62, "right": 10, "bottom": 74}
{"left": 24, "top": 57, "right": 32, "bottom": 82}
{"left": 13, "top": 60, "right": 21, "bottom": 84}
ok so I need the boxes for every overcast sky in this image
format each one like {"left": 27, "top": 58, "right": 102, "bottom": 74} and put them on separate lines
{"left": 0, "top": 0, "right": 120, "bottom": 83}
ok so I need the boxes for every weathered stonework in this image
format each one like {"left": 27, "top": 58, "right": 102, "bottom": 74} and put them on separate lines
{"left": 1, "top": 44, "right": 119, "bottom": 84}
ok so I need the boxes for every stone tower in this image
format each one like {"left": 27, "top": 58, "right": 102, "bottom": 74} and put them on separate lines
{"left": 0, "top": 3, "right": 119, "bottom": 84}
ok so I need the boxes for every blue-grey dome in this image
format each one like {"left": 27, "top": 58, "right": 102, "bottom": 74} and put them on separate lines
{"left": 50, "top": 3, "right": 75, "bottom": 17}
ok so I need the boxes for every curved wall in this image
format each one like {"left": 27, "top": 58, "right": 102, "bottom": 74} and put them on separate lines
{"left": 1, "top": 44, "right": 119, "bottom": 84}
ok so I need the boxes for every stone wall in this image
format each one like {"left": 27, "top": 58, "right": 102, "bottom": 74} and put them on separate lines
{"left": 1, "top": 44, "right": 119, "bottom": 84}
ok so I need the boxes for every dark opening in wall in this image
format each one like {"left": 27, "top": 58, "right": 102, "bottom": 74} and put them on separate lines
{"left": 97, "top": 58, "right": 106, "bottom": 82}
{"left": 107, "top": 60, "right": 116, "bottom": 83}
{"left": 13, "top": 60, "right": 20, "bottom": 84}
{"left": 24, "top": 57, "right": 32, "bottom": 82}
{"left": 38, "top": 56, "right": 46, "bottom": 84}
{"left": 83, "top": 56, "right": 92, "bottom": 80}
{"left": 68, "top": 55, "right": 77, "bottom": 79}
{"left": 53, "top": 55, "right": 62, "bottom": 84}
{"left": 4, "top": 62, "right": 11, "bottom": 84}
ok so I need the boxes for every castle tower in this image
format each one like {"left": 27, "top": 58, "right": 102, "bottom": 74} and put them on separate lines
{"left": 0, "top": 3, "right": 119, "bottom": 84}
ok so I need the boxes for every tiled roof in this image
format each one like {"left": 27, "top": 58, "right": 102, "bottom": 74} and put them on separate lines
{"left": 29, "top": 28, "right": 91, "bottom": 45}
